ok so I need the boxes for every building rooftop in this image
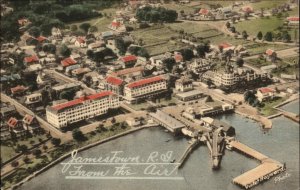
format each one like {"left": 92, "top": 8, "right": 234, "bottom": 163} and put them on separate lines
{"left": 49, "top": 91, "right": 115, "bottom": 111}
{"left": 149, "top": 110, "right": 185, "bottom": 130}
{"left": 106, "top": 76, "right": 124, "bottom": 86}
{"left": 176, "top": 90, "right": 203, "bottom": 98}
{"left": 120, "top": 55, "right": 137, "bottom": 63}
{"left": 61, "top": 57, "right": 77, "bottom": 67}
{"left": 111, "top": 66, "right": 144, "bottom": 77}
{"left": 126, "top": 76, "right": 164, "bottom": 88}
{"left": 52, "top": 82, "right": 80, "bottom": 91}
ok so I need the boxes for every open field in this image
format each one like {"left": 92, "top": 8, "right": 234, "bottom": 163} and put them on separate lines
{"left": 259, "top": 97, "right": 287, "bottom": 116}
{"left": 66, "top": 7, "right": 118, "bottom": 32}
{"left": 0, "top": 146, "right": 16, "bottom": 163}
{"left": 234, "top": 15, "right": 299, "bottom": 41}
{"left": 247, "top": 0, "right": 288, "bottom": 10}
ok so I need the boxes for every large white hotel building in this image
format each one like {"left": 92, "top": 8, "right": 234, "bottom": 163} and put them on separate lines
{"left": 123, "top": 75, "right": 167, "bottom": 104}
{"left": 46, "top": 91, "right": 119, "bottom": 128}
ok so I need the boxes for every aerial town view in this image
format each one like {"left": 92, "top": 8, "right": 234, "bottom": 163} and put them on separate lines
{"left": 0, "top": 0, "right": 299, "bottom": 189}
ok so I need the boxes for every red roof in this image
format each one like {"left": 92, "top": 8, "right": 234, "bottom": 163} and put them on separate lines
{"left": 287, "top": 17, "right": 299, "bottom": 21}
{"left": 24, "top": 55, "right": 39, "bottom": 63}
{"left": 120, "top": 55, "right": 137, "bottom": 63}
{"left": 11, "top": 85, "right": 27, "bottom": 94}
{"left": 36, "top": 36, "right": 47, "bottom": 42}
{"left": 242, "top": 6, "right": 253, "bottom": 13}
{"left": 76, "top": 37, "right": 86, "bottom": 44}
{"left": 219, "top": 42, "right": 232, "bottom": 49}
{"left": 199, "top": 8, "right": 209, "bottom": 15}
{"left": 7, "top": 117, "right": 18, "bottom": 128}
{"left": 61, "top": 57, "right": 77, "bottom": 67}
{"left": 127, "top": 76, "right": 164, "bottom": 88}
{"left": 259, "top": 87, "right": 274, "bottom": 94}
{"left": 52, "top": 91, "right": 114, "bottom": 111}
{"left": 265, "top": 49, "right": 275, "bottom": 56}
{"left": 111, "top": 21, "right": 121, "bottom": 27}
{"left": 23, "top": 114, "right": 35, "bottom": 125}
{"left": 174, "top": 53, "right": 183, "bottom": 63}
{"left": 106, "top": 76, "right": 124, "bottom": 86}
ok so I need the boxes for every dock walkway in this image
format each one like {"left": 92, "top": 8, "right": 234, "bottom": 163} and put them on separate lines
{"left": 229, "top": 140, "right": 284, "bottom": 189}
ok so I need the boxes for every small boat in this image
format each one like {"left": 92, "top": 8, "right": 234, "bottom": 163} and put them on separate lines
{"left": 164, "top": 129, "right": 169, "bottom": 132}
{"left": 165, "top": 139, "right": 171, "bottom": 142}
{"left": 170, "top": 159, "right": 176, "bottom": 163}
{"left": 226, "top": 144, "right": 233, "bottom": 151}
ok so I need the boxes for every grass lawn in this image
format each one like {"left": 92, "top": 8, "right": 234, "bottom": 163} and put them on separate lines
{"left": 128, "top": 102, "right": 150, "bottom": 111}
{"left": 260, "top": 97, "right": 288, "bottom": 116}
{"left": 165, "top": 22, "right": 215, "bottom": 34}
{"left": 0, "top": 145, "right": 17, "bottom": 163}
{"left": 249, "top": 0, "right": 288, "bottom": 10}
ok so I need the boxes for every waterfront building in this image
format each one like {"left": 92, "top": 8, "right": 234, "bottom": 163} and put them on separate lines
{"left": 175, "top": 77, "right": 193, "bottom": 92}
{"left": 123, "top": 76, "right": 167, "bottom": 104}
{"left": 256, "top": 87, "right": 275, "bottom": 102}
{"left": 176, "top": 90, "right": 204, "bottom": 102}
{"left": 46, "top": 91, "right": 119, "bottom": 128}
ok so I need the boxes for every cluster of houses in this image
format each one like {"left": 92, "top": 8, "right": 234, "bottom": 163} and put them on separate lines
{"left": 1, "top": 102, "right": 40, "bottom": 140}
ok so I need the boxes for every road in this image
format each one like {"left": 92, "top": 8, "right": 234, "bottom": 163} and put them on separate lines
{"left": 0, "top": 93, "right": 69, "bottom": 140}
{"left": 44, "top": 69, "right": 96, "bottom": 94}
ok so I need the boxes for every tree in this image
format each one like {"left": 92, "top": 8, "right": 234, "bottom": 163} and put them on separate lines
{"left": 28, "top": 26, "right": 41, "bottom": 38}
{"left": 59, "top": 89, "right": 76, "bottom": 100}
{"left": 257, "top": 31, "right": 263, "bottom": 40}
{"left": 230, "top": 27, "right": 236, "bottom": 33}
{"left": 51, "top": 138, "right": 61, "bottom": 146}
{"left": 59, "top": 44, "right": 71, "bottom": 57}
{"left": 226, "top": 22, "right": 230, "bottom": 28}
{"left": 17, "top": 144, "right": 28, "bottom": 153}
{"left": 72, "top": 128, "right": 85, "bottom": 141}
{"left": 282, "top": 31, "right": 291, "bottom": 42}
{"left": 70, "top": 25, "right": 78, "bottom": 31}
{"left": 11, "top": 161, "right": 19, "bottom": 167}
{"left": 111, "top": 117, "right": 116, "bottom": 124}
{"left": 179, "top": 48, "right": 194, "bottom": 61}
{"left": 163, "top": 58, "right": 176, "bottom": 72}
{"left": 264, "top": 32, "right": 273, "bottom": 42}
{"left": 146, "top": 106, "right": 156, "bottom": 112}
{"left": 87, "top": 49, "right": 94, "bottom": 59}
{"left": 242, "top": 30, "right": 248, "bottom": 40}
{"left": 79, "top": 23, "right": 91, "bottom": 33}
{"left": 196, "top": 43, "right": 210, "bottom": 58}
{"left": 236, "top": 57, "right": 244, "bottom": 67}
{"left": 32, "top": 149, "right": 42, "bottom": 157}
{"left": 89, "top": 26, "right": 98, "bottom": 33}
{"left": 23, "top": 156, "right": 30, "bottom": 164}
{"left": 136, "top": 6, "right": 178, "bottom": 23}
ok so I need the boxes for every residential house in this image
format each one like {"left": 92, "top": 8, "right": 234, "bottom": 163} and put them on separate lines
{"left": 188, "top": 58, "right": 212, "bottom": 74}
{"left": 265, "top": 49, "right": 277, "bottom": 62}
{"left": 51, "top": 27, "right": 62, "bottom": 39}
{"left": 0, "top": 104, "right": 16, "bottom": 119}
{"left": 25, "top": 93, "right": 42, "bottom": 105}
{"left": 126, "top": 117, "right": 141, "bottom": 127}
{"left": 22, "top": 114, "right": 39, "bottom": 132}
{"left": 61, "top": 57, "right": 77, "bottom": 68}
{"left": 110, "top": 66, "right": 144, "bottom": 80}
{"left": 71, "top": 68, "right": 92, "bottom": 77}
{"left": 7, "top": 117, "right": 24, "bottom": 134}
{"left": 119, "top": 55, "right": 138, "bottom": 68}
{"left": 287, "top": 17, "right": 299, "bottom": 25}
{"left": 75, "top": 37, "right": 87, "bottom": 47}
{"left": 11, "top": 85, "right": 28, "bottom": 96}
{"left": 256, "top": 87, "right": 275, "bottom": 102}
{"left": 24, "top": 55, "right": 39, "bottom": 65}
{"left": 175, "top": 77, "right": 194, "bottom": 92}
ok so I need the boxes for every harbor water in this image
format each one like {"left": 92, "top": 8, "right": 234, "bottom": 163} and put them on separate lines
{"left": 18, "top": 113, "right": 299, "bottom": 190}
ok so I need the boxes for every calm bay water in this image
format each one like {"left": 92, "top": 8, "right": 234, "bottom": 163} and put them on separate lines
{"left": 18, "top": 113, "right": 299, "bottom": 190}
{"left": 280, "top": 100, "right": 299, "bottom": 115}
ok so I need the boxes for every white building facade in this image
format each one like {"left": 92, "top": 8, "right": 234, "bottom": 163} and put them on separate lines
{"left": 46, "top": 91, "right": 119, "bottom": 128}
{"left": 124, "top": 76, "right": 167, "bottom": 103}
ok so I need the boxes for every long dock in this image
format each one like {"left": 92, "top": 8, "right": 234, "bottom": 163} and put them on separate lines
{"left": 178, "top": 139, "right": 199, "bottom": 168}
{"left": 229, "top": 141, "right": 285, "bottom": 189}
{"left": 229, "top": 141, "right": 268, "bottom": 161}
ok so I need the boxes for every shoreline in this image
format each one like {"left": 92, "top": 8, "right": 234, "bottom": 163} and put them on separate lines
{"left": 9, "top": 124, "right": 158, "bottom": 190}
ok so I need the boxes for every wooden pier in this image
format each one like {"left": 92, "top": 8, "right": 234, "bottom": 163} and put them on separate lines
{"left": 229, "top": 141, "right": 285, "bottom": 189}
{"left": 178, "top": 139, "right": 200, "bottom": 168}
